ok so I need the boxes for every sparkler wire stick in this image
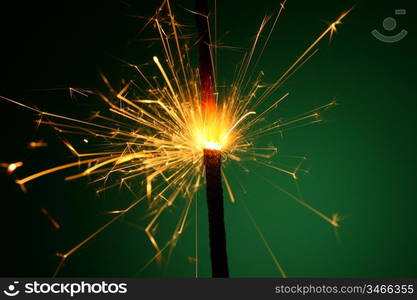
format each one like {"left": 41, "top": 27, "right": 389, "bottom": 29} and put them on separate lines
{"left": 196, "top": 0, "right": 229, "bottom": 277}
{"left": 203, "top": 149, "right": 229, "bottom": 277}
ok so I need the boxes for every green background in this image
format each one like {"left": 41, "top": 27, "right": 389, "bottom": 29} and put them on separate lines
{"left": 0, "top": 0, "right": 416, "bottom": 277}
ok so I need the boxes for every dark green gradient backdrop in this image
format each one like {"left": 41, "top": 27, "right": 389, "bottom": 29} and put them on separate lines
{"left": 0, "top": 0, "right": 416, "bottom": 277}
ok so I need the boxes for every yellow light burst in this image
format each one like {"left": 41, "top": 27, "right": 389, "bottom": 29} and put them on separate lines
{"left": 0, "top": 0, "right": 351, "bottom": 277}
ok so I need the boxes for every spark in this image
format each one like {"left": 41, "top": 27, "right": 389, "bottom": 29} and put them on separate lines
{"left": 1, "top": 161, "right": 24, "bottom": 175}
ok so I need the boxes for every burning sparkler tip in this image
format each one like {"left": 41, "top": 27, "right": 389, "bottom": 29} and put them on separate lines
{"left": 204, "top": 141, "right": 222, "bottom": 151}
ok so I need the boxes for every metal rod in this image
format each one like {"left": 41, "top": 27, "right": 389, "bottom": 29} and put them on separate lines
{"left": 204, "top": 149, "right": 229, "bottom": 277}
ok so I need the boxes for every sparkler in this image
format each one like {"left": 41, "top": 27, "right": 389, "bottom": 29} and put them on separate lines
{"left": 0, "top": 0, "right": 350, "bottom": 277}
{"left": 197, "top": 0, "right": 229, "bottom": 277}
